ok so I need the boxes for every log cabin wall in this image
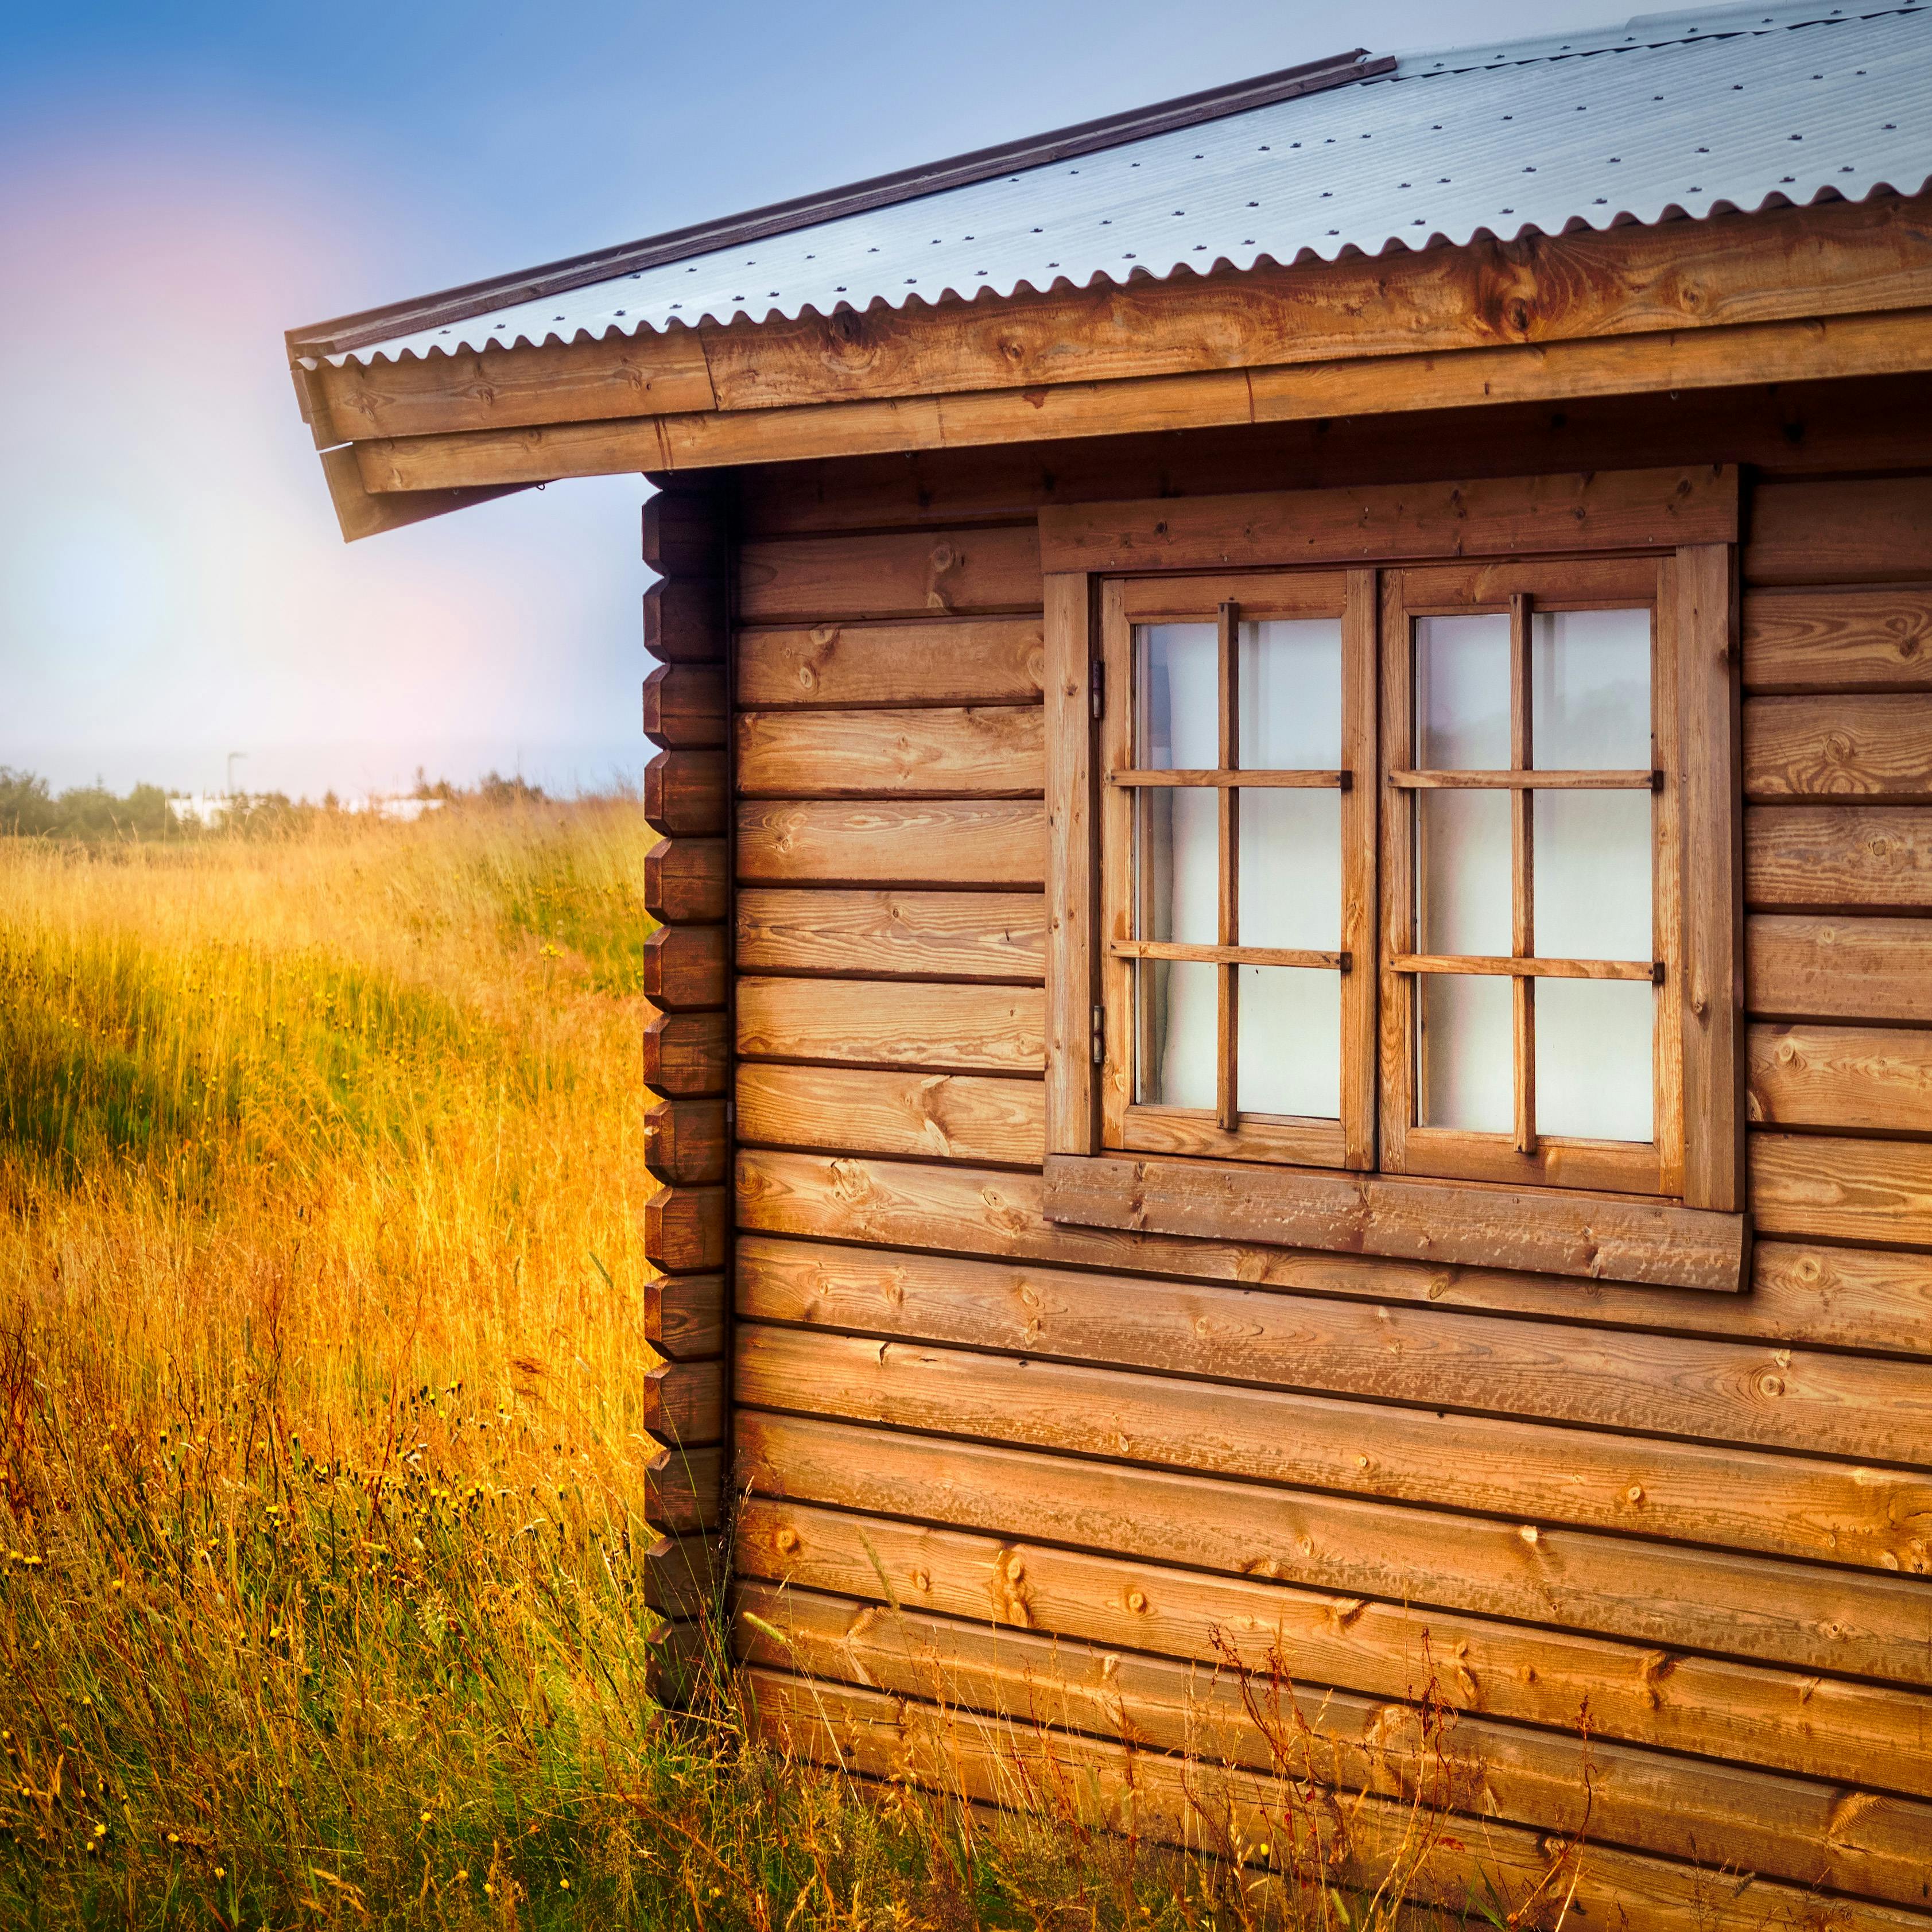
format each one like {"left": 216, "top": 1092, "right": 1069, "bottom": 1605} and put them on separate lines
{"left": 716, "top": 371, "right": 1932, "bottom": 1920}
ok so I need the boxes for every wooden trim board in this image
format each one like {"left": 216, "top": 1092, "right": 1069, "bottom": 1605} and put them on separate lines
{"left": 1042, "top": 1152, "right": 1748, "bottom": 1292}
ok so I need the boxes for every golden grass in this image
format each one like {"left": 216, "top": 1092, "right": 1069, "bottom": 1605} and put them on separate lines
{"left": 0, "top": 805, "right": 1518, "bottom": 1930}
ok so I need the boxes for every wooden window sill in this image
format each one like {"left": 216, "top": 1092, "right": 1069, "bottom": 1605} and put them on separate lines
{"left": 1042, "top": 1153, "right": 1748, "bottom": 1294}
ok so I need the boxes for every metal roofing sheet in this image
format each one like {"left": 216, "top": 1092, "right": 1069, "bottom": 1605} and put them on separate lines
{"left": 327, "top": 0, "right": 1932, "bottom": 369}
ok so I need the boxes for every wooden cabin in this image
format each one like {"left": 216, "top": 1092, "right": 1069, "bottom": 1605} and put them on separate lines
{"left": 287, "top": 4, "right": 1932, "bottom": 1916}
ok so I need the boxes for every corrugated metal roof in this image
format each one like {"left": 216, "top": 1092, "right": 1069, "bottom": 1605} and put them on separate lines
{"left": 319, "top": 0, "right": 1931, "bottom": 370}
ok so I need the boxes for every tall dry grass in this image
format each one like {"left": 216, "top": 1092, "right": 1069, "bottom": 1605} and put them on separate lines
{"left": 0, "top": 806, "right": 1516, "bottom": 1929}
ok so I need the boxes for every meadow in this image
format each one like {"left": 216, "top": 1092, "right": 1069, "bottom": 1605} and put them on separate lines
{"left": 0, "top": 804, "right": 1511, "bottom": 1930}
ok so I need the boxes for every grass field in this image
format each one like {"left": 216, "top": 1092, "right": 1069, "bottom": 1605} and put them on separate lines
{"left": 0, "top": 805, "right": 1513, "bottom": 1930}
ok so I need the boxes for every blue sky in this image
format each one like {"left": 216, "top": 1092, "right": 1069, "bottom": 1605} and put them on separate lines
{"left": 2, "top": 0, "right": 1632, "bottom": 800}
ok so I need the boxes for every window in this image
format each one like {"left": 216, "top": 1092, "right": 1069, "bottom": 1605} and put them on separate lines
{"left": 1043, "top": 468, "right": 1744, "bottom": 1290}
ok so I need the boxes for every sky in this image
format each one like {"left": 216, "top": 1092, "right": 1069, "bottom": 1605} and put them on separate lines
{"left": 2, "top": 0, "right": 1641, "bottom": 801}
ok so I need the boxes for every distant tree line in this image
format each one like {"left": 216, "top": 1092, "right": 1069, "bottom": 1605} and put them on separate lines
{"left": 0, "top": 768, "right": 562, "bottom": 840}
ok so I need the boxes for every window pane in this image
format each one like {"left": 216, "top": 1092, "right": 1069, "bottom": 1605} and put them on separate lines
{"left": 1136, "top": 957, "right": 1216, "bottom": 1109}
{"left": 1416, "top": 614, "right": 1510, "bottom": 769}
{"left": 1239, "top": 791, "right": 1340, "bottom": 951}
{"left": 1418, "top": 790, "right": 1510, "bottom": 956}
{"left": 1533, "top": 792, "right": 1651, "bottom": 962}
{"left": 1136, "top": 623, "right": 1217, "bottom": 769}
{"left": 1238, "top": 967, "right": 1340, "bottom": 1118}
{"left": 1533, "top": 608, "right": 1651, "bottom": 770}
{"left": 1239, "top": 619, "right": 1341, "bottom": 768}
{"left": 1135, "top": 787, "right": 1217, "bottom": 944}
{"left": 1418, "top": 975, "right": 1513, "bottom": 1133}
{"left": 1536, "top": 978, "right": 1654, "bottom": 1142}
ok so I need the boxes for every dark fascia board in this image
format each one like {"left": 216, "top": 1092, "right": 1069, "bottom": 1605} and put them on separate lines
{"left": 287, "top": 48, "right": 1392, "bottom": 361}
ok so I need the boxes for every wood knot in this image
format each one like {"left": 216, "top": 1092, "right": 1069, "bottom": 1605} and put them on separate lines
{"left": 1126, "top": 1589, "right": 1149, "bottom": 1614}
{"left": 774, "top": 1526, "right": 799, "bottom": 1554}
{"left": 911, "top": 1569, "right": 931, "bottom": 1593}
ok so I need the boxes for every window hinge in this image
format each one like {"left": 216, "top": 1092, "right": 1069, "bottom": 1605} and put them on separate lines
{"left": 1089, "top": 659, "right": 1105, "bottom": 720}
{"left": 1091, "top": 1004, "right": 1105, "bottom": 1065}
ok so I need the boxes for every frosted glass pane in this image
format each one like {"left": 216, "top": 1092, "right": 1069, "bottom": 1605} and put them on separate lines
{"left": 1238, "top": 967, "right": 1340, "bottom": 1119}
{"left": 1537, "top": 978, "right": 1654, "bottom": 1142}
{"left": 1136, "top": 624, "right": 1217, "bottom": 769}
{"left": 1138, "top": 958, "right": 1217, "bottom": 1109}
{"left": 1240, "top": 619, "right": 1341, "bottom": 769}
{"left": 1534, "top": 792, "right": 1652, "bottom": 961}
{"left": 1416, "top": 614, "right": 1510, "bottom": 769}
{"left": 1239, "top": 791, "right": 1340, "bottom": 951}
{"left": 1419, "top": 790, "right": 1511, "bottom": 956}
{"left": 1135, "top": 787, "right": 1217, "bottom": 944}
{"left": 1419, "top": 975, "right": 1514, "bottom": 1132}
{"left": 1533, "top": 608, "right": 1650, "bottom": 770}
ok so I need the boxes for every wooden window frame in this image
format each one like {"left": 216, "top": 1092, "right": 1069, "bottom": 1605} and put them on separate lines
{"left": 1039, "top": 466, "right": 1745, "bottom": 1293}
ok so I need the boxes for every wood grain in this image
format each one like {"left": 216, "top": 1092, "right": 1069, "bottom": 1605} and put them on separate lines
{"left": 1749, "top": 1022, "right": 1932, "bottom": 1131}
{"left": 1747, "top": 477, "right": 1932, "bottom": 587}
{"left": 734, "top": 1411, "right": 1932, "bottom": 1703}
{"left": 735, "top": 977, "right": 1045, "bottom": 1072}
{"left": 1744, "top": 587, "right": 1932, "bottom": 693}
{"left": 642, "top": 1357, "right": 724, "bottom": 1448}
{"left": 735, "top": 706, "right": 1043, "bottom": 797}
{"left": 642, "top": 1096, "right": 728, "bottom": 1186}
{"left": 733, "top": 1316, "right": 1932, "bottom": 1573}
{"left": 641, "top": 662, "right": 726, "bottom": 748}
{"left": 734, "top": 1235, "right": 1932, "bottom": 1485}
{"left": 748, "top": 1668, "right": 1932, "bottom": 1932}
{"left": 736, "top": 801, "right": 1047, "bottom": 887}
{"left": 643, "top": 748, "right": 727, "bottom": 837}
{"left": 640, "top": 479, "right": 731, "bottom": 576}
{"left": 645, "top": 1269, "right": 726, "bottom": 1360}
{"left": 641, "top": 1008, "right": 730, "bottom": 1098}
{"left": 1042, "top": 570, "right": 1097, "bottom": 1158}
{"left": 640, "top": 925, "right": 727, "bottom": 1010}
{"left": 644, "top": 1442, "right": 723, "bottom": 1534}
{"left": 1749, "top": 914, "right": 1932, "bottom": 1022}
{"left": 737, "top": 619, "right": 1045, "bottom": 708}
{"left": 734, "top": 888, "right": 1046, "bottom": 981}
{"left": 738, "top": 1574, "right": 1932, "bottom": 1910}
{"left": 735, "top": 1147, "right": 1932, "bottom": 1357}
{"left": 1039, "top": 467, "right": 1736, "bottom": 575}
{"left": 644, "top": 837, "right": 729, "bottom": 924}
{"left": 738, "top": 527, "right": 1041, "bottom": 623}
{"left": 736, "top": 1064, "right": 1044, "bottom": 1165}
{"left": 1745, "top": 806, "right": 1932, "bottom": 907}
{"left": 642, "top": 579, "right": 727, "bottom": 665}
{"left": 1753, "top": 1132, "right": 1932, "bottom": 1247}
{"left": 641, "top": 1528, "right": 719, "bottom": 1621}
{"left": 642, "top": 1184, "right": 727, "bottom": 1274}
{"left": 1043, "top": 1153, "right": 1747, "bottom": 1293}
{"left": 1747, "top": 694, "right": 1932, "bottom": 800}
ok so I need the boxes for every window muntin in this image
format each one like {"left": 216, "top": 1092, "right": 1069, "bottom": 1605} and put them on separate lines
{"left": 1100, "top": 556, "right": 1682, "bottom": 1200}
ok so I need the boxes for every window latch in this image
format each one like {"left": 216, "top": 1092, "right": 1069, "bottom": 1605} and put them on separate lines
{"left": 1089, "top": 660, "right": 1105, "bottom": 721}
{"left": 1091, "top": 1004, "right": 1105, "bottom": 1065}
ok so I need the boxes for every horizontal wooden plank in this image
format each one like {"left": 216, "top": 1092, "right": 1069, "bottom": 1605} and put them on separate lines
{"left": 737, "top": 1501, "right": 1932, "bottom": 1859}
{"left": 751, "top": 1667, "right": 1932, "bottom": 1932}
{"left": 1044, "top": 1153, "right": 1746, "bottom": 1294}
{"left": 737, "top": 801, "right": 1047, "bottom": 887}
{"left": 643, "top": 579, "right": 727, "bottom": 665}
{"left": 736, "top": 1411, "right": 1932, "bottom": 1755}
{"left": 738, "top": 527, "right": 1042, "bottom": 624}
{"left": 737, "top": 1575, "right": 1932, "bottom": 1911}
{"left": 642, "top": 1357, "right": 724, "bottom": 1448}
{"left": 643, "top": 836, "right": 728, "bottom": 924}
{"left": 640, "top": 925, "right": 726, "bottom": 1010}
{"left": 1746, "top": 805, "right": 1932, "bottom": 908}
{"left": 1753, "top": 1131, "right": 1932, "bottom": 1247}
{"left": 643, "top": 1184, "right": 727, "bottom": 1274}
{"left": 735, "top": 888, "right": 1045, "bottom": 981}
{"left": 1039, "top": 467, "right": 1736, "bottom": 575}
{"left": 1749, "top": 1022, "right": 1932, "bottom": 1131}
{"left": 643, "top": 748, "right": 726, "bottom": 837}
{"left": 736, "top": 1235, "right": 1932, "bottom": 1491}
{"left": 736, "top": 619, "right": 1045, "bottom": 708}
{"left": 735, "top": 707, "right": 1043, "bottom": 797}
{"left": 737, "top": 1147, "right": 1932, "bottom": 1357}
{"left": 643, "top": 1096, "right": 728, "bottom": 1188}
{"left": 645, "top": 1269, "right": 726, "bottom": 1360}
{"left": 640, "top": 480, "right": 731, "bottom": 577}
{"left": 1747, "top": 695, "right": 1932, "bottom": 801}
{"left": 1747, "top": 476, "right": 1932, "bottom": 587}
{"left": 641, "top": 1008, "right": 728, "bottom": 1098}
{"left": 641, "top": 1527, "right": 719, "bottom": 1621}
{"left": 736, "top": 978, "right": 1045, "bottom": 1073}
{"left": 1750, "top": 914, "right": 1932, "bottom": 1023}
{"left": 734, "top": 1316, "right": 1932, "bottom": 1576}
{"left": 641, "top": 662, "right": 726, "bottom": 749}
{"left": 736, "top": 1064, "right": 1043, "bottom": 1166}
{"left": 1743, "top": 587, "right": 1932, "bottom": 693}
{"left": 644, "top": 1442, "right": 723, "bottom": 1534}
